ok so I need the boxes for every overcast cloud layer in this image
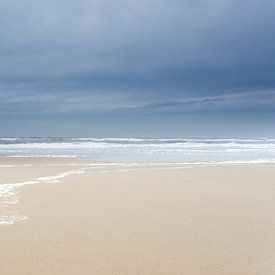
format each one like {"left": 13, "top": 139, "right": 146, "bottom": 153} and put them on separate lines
{"left": 0, "top": 0, "right": 275, "bottom": 137}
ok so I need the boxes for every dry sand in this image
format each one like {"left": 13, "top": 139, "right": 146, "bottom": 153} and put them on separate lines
{"left": 1, "top": 157, "right": 275, "bottom": 274}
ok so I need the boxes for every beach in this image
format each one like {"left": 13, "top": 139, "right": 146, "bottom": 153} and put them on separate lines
{"left": 1, "top": 157, "right": 275, "bottom": 274}
{"left": 1, "top": 0, "right": 275, "bottom": 273}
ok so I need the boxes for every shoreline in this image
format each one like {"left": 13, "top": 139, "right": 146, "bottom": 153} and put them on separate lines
{"left": 2, "top": 155, "right": 275, "bottom": 165}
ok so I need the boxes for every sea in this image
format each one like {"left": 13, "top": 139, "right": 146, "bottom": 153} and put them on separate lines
{"left": 1, "top": 137, "right": 275, "bottom": 164}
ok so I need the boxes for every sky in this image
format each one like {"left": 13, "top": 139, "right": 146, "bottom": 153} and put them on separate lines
{"left": 0, "top": 0, "right": 275, "bottom": 137}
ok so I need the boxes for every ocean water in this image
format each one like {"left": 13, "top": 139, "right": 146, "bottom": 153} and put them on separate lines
{"left": 1, "top": 137, "right": 275, "bottom": 163}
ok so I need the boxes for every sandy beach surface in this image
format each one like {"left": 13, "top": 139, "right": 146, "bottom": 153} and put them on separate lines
{"left": 1, "top": 157, "right": 275, "bottom": 274}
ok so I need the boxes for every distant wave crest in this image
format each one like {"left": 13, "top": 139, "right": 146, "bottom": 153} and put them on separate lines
{"left": 1, "top": 137, "right": 275, "bottom": 163}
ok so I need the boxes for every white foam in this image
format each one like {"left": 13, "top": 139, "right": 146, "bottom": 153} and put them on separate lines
{"left": 0, "top": 164, "right": 33, "bottom": 168}
{"left": 0, "top": 168, "right": 86, "bottom": 225}
{"left": 7, "top": 155, "right": 78, "bottom": 158}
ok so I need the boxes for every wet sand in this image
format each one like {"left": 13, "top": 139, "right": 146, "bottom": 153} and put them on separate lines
{"left": 1, "top": 158, "right": 275, "bottom": 274}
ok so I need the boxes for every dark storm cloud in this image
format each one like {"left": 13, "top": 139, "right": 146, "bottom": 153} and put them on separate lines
{"left": 0, "top": 0, "right": 275, "bottom": 136}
